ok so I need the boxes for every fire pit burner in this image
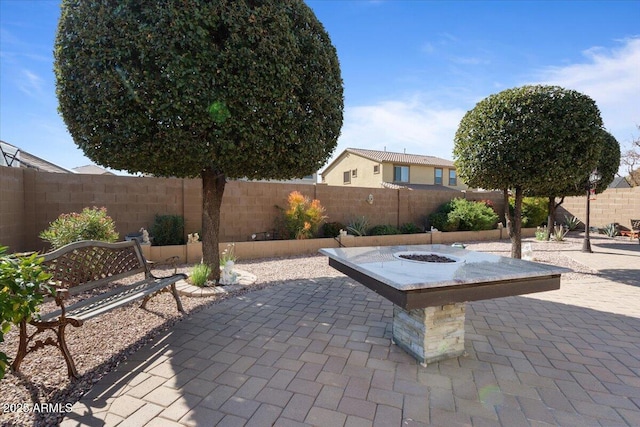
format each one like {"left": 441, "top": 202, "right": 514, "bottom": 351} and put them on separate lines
{"left": 393, "top": 251, "right": 464, "bottom": 264}
{"left": 399, "top": 253, "right": 455, "bottom": 263}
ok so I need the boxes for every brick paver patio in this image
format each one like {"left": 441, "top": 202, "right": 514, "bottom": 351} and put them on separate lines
{"left": 62, "top": 241, "right": 640, "bottom": 426}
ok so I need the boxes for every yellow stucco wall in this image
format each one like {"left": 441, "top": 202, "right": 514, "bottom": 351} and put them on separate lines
{"left": 322, "top": 153, "right": 383, "bottom": 188}
{"left": 323, "top": 154, "right": 467, "bottom": 190}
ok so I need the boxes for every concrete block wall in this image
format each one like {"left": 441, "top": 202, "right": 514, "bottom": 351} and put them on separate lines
{"left": 9, "top": 164, "right": 634, "bottom": 255}
{"left": 0, "top": 167, "right": 28, "bottom": 253}
{"left": 555, "top": 187, "right": 640, "bottom": 231}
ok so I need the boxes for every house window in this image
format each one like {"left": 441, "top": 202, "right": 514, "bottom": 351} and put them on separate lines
{"left": 373, "top": 164, "right": 380, "bottom": 174}
{"left": 352, "top": 169, "right": 357, "bottom": 178}
{"left": 449, "top": 169, "right": 457, "bottom": 186}
{"left": 343, "top": 171, "right": 351, "bottom": 184}
{"left": 393, "top": 165, "right": 409, "bottom": 183}
{"left": 434, "top": 168, "right": 443, "bottom": 185}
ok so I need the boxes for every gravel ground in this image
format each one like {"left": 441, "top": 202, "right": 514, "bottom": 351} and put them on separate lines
{"left": 0, "top": 237, "right": 596, "bottom": 426}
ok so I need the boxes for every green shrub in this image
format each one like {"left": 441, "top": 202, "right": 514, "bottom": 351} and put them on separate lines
{"left": 428, "top": 210, "right": 459, "bottom": 232}
{"left": 509, "top": 197, "right": 548, "bottom": 228}
{"left": 400, "top": 222, "right": 422, "bottom": 234}
{"left": 535, "top": 226, "right": 549, "bottom": 241}
{"left": 0, "top": 246, "right": 54, "bottom": 379}
{"left": 428, "top": 198, "right": 498, "bottom": 232}
{"left": 369, "top": 224, "right": 400, "bottom": 236}
{"left": 322, "top": 222, "right": 345, "bottom": 238}
{"left": 448, "top": 198, "right": 499, "bottom": 231}
{"left": 39, "top": 206, "right": 119, "bottom": 249}
{"left": 190, "top": 263, "right": 212, "bottom": 287}
{"left": 150, "top": 214, "right": 185, "bottom": 245}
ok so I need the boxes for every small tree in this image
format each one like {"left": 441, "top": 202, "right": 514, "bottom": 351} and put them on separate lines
{"left": 55, "top": 1, "right": 343, "bottom": 280}
{"left": 538, "top": 129, "right": 620, "bottom": 230}
{"left": 454, "top": 85, "right": 604, "bottom": 258}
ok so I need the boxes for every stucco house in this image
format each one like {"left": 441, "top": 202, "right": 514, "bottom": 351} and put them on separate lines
{"left": 321, "top": 148, "right": 466, "bottom": 190}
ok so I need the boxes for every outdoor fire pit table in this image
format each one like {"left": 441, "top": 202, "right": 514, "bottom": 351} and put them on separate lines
{"left": 319, "top": 244, "right": 571, "bottom": 366}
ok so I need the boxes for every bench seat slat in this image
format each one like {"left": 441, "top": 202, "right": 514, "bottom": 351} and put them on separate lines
{"left": 41, "top": 274, "right": 186, "bottom": 322}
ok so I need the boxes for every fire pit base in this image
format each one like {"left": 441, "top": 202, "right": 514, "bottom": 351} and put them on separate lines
{"left": 392, "top": 303, "right": 467, "bottom": 366}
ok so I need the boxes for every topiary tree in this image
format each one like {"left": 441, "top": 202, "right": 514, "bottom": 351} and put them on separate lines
{"left": 55, "top": 0, "right": 343, "bottom": 280}
{"left": 537, "top": 129, "right": 620, "bottom": 231}
{"left": 454, "top": 85, "right": 604, "bottom": 258}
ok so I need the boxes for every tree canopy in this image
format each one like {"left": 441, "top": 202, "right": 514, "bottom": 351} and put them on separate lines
{"left": 453, "top": 85, "right": 605, "bottom": 258}
{"left": 55, "top": 0, "right": 343, "bottom": 180}
{"left": 55, "top": 0, "right": 344, "bottom": 277}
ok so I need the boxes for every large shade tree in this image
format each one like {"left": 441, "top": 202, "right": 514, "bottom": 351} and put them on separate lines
{"left": 55, "top": 0, "right": 343, "bottom": 280}
{"left": 454, "top": 85, "right": 604, "bottom": 258}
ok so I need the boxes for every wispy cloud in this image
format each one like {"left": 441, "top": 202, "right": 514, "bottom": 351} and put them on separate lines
{"left": 336, "top": 98, "right": 466, "bottom": 161}
{"left": 533, "top": 37, "right": 640, "bottom": 143}
{"left": 17, "top": 69, "right": 45, "bottom": 97}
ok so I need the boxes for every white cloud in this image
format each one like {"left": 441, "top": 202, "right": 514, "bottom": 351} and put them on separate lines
{"left": 534, "top": 37, "right": 640, "bottom": 144}
{"left": 334, "top": 98, "right": 466, "bottom": 161}
{"left": 18, "top": 69, "right": 44, "bottom": 97}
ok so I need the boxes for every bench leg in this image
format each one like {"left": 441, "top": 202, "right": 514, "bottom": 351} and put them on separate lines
{"left": 10, "top": 320, "right": 29, "bottom": 373}
{"left": 57, "top": 323, "right": 79, "bottom": 379}
{"left": 140, "top": 285, "right": 184, "bottom": 313}
{"left": 171, "top": 283, "right": 185, "bottom": 313}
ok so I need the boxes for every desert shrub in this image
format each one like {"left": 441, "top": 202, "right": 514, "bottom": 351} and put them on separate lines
{"left": 322, "top": 222, "right": 345, "bottom": 238}
{"left": 368, "top": 224, "right": 400, "bottom": 236}
{"left": 428, "top": 199, "right": 498, "bottom": 232}
{"left": 346, "top": 216, "right": 369, "bottom": 236}
{"left": 150, "top": 214, "right": 185, "bottom": 245}
{"left": 39, "top": 206, "right": 119, "bottom": 249}
{"left": 280, "top": 191, "right": 327, "bottom": 239}
{"left": 602, "top": 223, "right": 619, "bottom": 237}
{"left": 563, "top": 215, "right": 581, "bottom": 231}
{"left": 509, "top": 197, "right": 548, "bottom": 228}
{"left": 400, "top": 222, "right": 422, "bottom": 234}
{"left": 0, "top": 246, "right": 54, "bottom": 379}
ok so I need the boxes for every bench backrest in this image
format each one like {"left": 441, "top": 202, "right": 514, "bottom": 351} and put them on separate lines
{"left": 42, "top": 240, "right": 148, "bottom": 293}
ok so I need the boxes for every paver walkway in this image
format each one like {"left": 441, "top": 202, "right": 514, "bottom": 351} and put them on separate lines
{"left": 62, "top": 239, "right": 640, "bottom": 426}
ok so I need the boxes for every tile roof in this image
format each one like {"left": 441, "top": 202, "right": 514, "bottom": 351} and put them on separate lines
{"left": 346, "top": 148, "right": 455, "bottom": 167}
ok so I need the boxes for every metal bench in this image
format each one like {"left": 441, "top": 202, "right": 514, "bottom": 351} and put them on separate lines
{"left": 11, "top": 240, "right": 186, "bottom": 378}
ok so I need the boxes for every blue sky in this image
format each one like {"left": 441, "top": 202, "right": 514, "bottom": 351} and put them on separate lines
{"left": 1, "top": 1, "right": 639, "bottom": 175}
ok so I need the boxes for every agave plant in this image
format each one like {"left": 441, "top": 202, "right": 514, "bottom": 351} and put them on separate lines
{"left": 346, "top": 216, "right": 369, "bottom": 236}
{"left": 563, "top": 214, "right": 581, "bottom": 231}
{"left": 602, "top": 223, "right": 619, "bottom": 238}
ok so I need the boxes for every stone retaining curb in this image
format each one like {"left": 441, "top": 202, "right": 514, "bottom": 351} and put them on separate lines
{"left": 175, "top": 269, "right": 257, "bottom": 298}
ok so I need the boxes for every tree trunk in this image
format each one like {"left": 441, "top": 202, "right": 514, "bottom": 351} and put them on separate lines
{"left": 546, "top": 197, "right": 555, "bottom": 241}
{"left": 201, "top": 168, "right": 226, "bottom": 282}
{"left": 503, "top": 188, "right": 512, "bottom": 237}
{"left": 511, "top": 187, "right": 523, "bottom": 259}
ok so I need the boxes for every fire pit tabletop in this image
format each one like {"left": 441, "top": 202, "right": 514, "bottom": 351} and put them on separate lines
{"left": 319, "top": 244, "right": 571, "bottom": 292}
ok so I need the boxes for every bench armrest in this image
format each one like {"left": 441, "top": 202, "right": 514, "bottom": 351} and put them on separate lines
{"left": 147, "top": 255, "right": 180, "bottom": 278}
